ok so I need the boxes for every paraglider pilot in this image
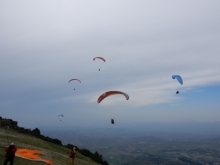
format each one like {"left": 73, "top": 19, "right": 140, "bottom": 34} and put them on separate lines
{"left": 111, "top": 119, "right": 115, "bottom": 124}
{"left": 4, "top": 142, "right": 17, "bottom": 165}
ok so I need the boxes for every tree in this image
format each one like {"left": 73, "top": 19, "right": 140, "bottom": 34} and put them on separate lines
{"left": 32, "top": 128, "right": 41, "bottom": 135}
{"left": 81, "top": 149, "right": 93, "bottom": 158}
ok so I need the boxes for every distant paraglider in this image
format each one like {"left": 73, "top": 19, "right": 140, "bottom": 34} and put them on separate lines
{"left": 172, "top": 75, "right": 183, "bottom": 94}
{"left": 93, "top": 57, "right": 105, "bottom": 71}
{"left": 69, "top": 79, "right": 81, "bottom": 90}
{"left": 58, "top": 114, "right": 64, "bottom": 121}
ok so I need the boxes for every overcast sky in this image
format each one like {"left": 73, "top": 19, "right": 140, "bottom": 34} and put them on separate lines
{"left": 0, "top": 0, "right": 220, "bottom": 129}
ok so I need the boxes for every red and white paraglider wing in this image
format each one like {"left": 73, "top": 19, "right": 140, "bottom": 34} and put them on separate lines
{"left": 69, "top": 79, "right": 81, "bottom": 83}
{"left": 93, "top": 57, "right": 106, "bottom": 62}
{"left": 97, "top": 91, "right": 129, "bottom": 103}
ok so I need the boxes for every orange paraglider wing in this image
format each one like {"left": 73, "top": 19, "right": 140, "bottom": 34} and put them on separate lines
{"left": 16, "top": 149, "right": 53, "bottom": 165}
{"left": 97, "top": 91, "right": 129, "bottom": 103}
{"left": 69, "top": 79, "right": 81, "bottom": 83}
{"left": 93, "top": 57, "right": 106, "bottom": 62}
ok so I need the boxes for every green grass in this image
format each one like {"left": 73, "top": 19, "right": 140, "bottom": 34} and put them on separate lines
{"left": 0, "top": 127, "right": 100, "bottom": 165}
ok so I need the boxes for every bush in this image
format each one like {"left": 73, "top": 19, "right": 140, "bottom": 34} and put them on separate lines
{"left": 81, "top": 149, "right": 93, "bottom": 158}
{"left": 91, "top": 151, "right": 109, "bottom": 165}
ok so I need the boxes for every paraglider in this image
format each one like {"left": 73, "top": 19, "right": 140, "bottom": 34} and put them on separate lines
{"left": 58, "top": 114, "right": 64, "bottom": 121}
{"left": 69, "top": 79, "right": 81, "bottom": 90}
{"left": 172, "top": 75, "right": 183, "bottom": 94}
{"left": 97, "top": 91, "right": 129, "bottom": 124}
{"left": 93, "top": 57, "right": 105, "bottom": 71}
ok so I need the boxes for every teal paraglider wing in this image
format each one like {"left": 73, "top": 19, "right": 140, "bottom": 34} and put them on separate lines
{"left": 172, "top": 75, "right": 183, "bottom": 85}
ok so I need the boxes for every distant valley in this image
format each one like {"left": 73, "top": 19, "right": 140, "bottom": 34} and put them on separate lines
{"left": 40, "top": 122, "right": 220, "bottom": 165}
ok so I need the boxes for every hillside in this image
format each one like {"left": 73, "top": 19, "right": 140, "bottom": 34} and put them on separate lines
{"left": 0, "top": 126, "right": 101, "bottom": 165}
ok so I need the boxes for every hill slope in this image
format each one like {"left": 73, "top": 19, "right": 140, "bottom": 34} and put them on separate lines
{"left": 0, "top": 126, "right": 100, "bottom": 165}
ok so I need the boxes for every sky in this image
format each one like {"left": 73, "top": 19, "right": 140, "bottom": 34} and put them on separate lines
{"left": 0, "top": 0, "right": 220, "bottom": 129}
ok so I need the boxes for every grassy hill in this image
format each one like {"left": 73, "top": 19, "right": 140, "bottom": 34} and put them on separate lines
{"left": 0, "top": 126, "right": 100, "bottom": 165}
